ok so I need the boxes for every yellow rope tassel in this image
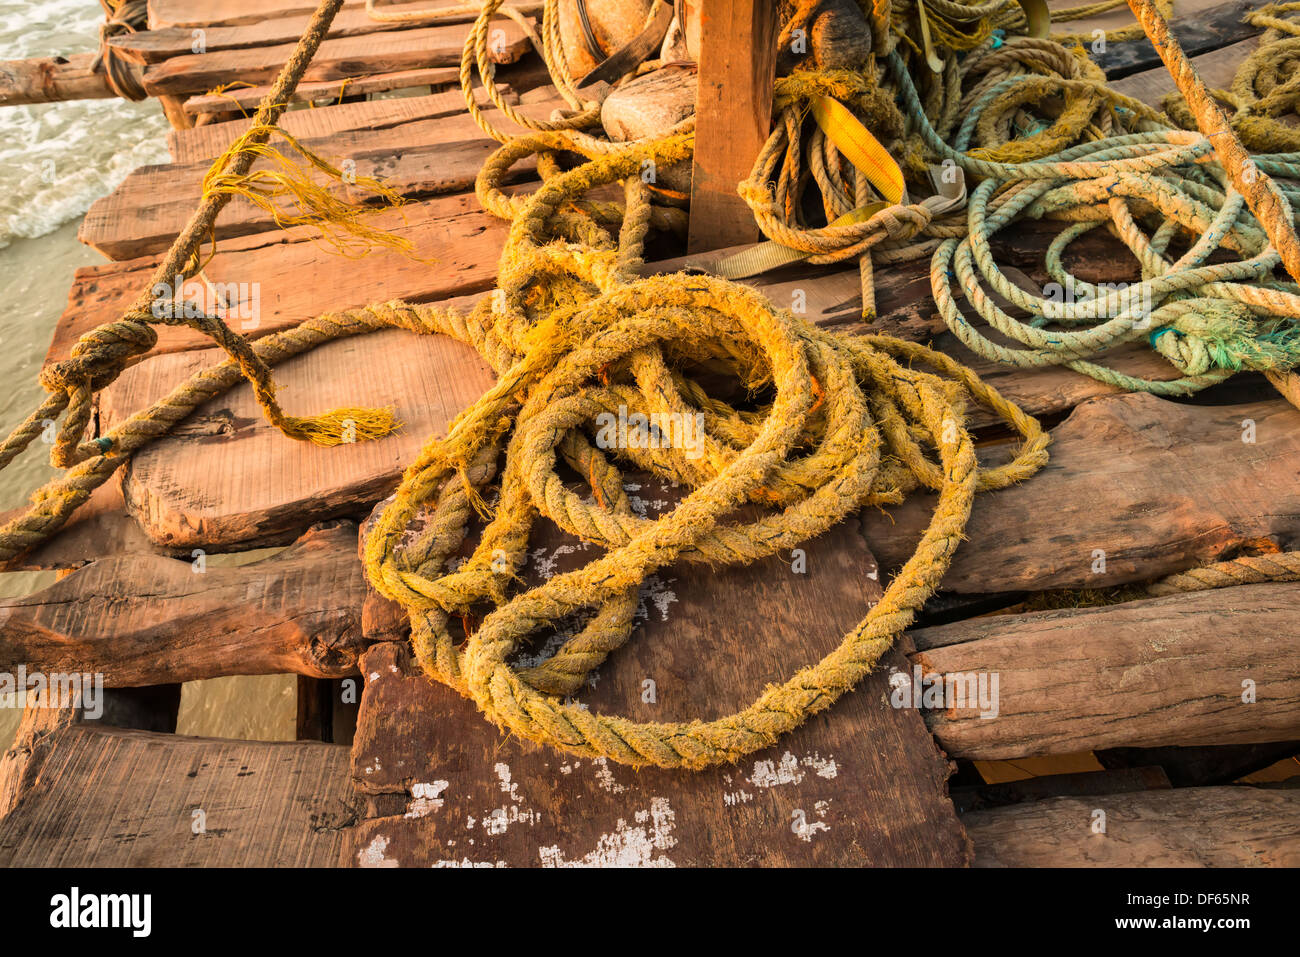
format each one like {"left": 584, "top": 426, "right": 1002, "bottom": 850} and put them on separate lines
{"left": 280, "top": 406, "right": 400, "bottom": 446}
{"left": 201, "top": 124, "right": 418, "bottom": 259}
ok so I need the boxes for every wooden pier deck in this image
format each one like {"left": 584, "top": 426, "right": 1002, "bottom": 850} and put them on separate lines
{"left": 0, "top": 0, "right": 1297, "bottom": 867}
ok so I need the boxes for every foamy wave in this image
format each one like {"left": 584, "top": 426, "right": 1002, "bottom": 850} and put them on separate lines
{"left": 0, "top": 101, "right": 169, "bottom": 248}
{"left": 0, "top": 0, "right": 171, "bottom": 247}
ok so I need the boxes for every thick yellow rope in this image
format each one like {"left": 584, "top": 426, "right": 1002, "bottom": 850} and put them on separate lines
{"left": 358, "top": 124, "right": 1050, "bottom": 769}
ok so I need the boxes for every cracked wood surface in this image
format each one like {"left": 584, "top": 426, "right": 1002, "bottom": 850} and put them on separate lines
{"left": 343, "top": 476, "right": 969, "bottom": 867}
{"left": 907, "top": 582, "right": 1300, "bottom": 759}
{"left": 964, "top": 785, "right": 1300, "bottom": 866}
{"left": 0, "top": 523, "right": 398, "bottom": 687}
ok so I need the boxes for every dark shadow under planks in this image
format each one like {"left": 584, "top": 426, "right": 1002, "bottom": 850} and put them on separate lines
{"left": 963, "top": 785, "right": 1300, "bottom": 866}
{"left": 0, "top": 726, "right": 355, "bottom": 867}
{"left": 345, "top": 478, "right": 969, "bottom": 867}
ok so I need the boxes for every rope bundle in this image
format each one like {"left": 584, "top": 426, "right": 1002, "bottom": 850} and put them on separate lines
{"left": 358, "top": 124, "right": 1050, "bottom": 769}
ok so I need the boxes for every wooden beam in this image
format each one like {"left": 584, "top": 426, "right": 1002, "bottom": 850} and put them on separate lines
{"left": 182, "top": 66, "right": 461, "bottom": 115}
{"left": 52, "top": 197, "right": 510, "bottom": 368}
{"left": 98, "top": 329, "right": 495, "bottom": 550}
{"left": 112, "top": 5, "right": 534, "bottom": 63}
{"left": 0, "top": 726, "right": 355, "bottom": 866}
{"left": 168, "top": 86, "right": 511, "bottom": 163}
{"left": 907, "top": 582, "right": 1300, "bottom": 759}
{"left": 686, "top": 1, "right": 778, "bottom": 253}
{"left": 80, "top": 99, "right": 564, "bottom": 259}
{"left": 964, "top": 786, "right": 1300, "bottom": 866}
{"left": 148, "top": 0, "right": 540, "bottom": 30}
{"left": 0, "top": 523, "right": 402, "bottom": 686}
{"left": 140, "top": 22, "right": 532, "bottom": 97}
{"left": 0, "top": 52, "right": 120, "bottom": 106}
{"left": 864, "top": 394, "right": 1300, "bottom": 593}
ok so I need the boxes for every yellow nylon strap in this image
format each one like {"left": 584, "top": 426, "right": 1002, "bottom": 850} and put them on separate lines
{"left": 811, "top": 96, "right": 906, "bottom": 205}
{"left": 1020, "top": 0, "right": 1051, "bottom": 38}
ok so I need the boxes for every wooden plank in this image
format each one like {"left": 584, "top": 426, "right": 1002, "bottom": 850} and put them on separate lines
{"left": 906, "top": 582, "right": 1300, "bottom": 759}
{"left": 182, "top": 66, "right": 463, "bottom": 114}
{"left": 98, "top": 326, "right": 495, "bottom": 549}
{"left": 169, "top": 86, "right": 512, "bottom": 163}
{"left": 149, "top": 0, "right": 538, "bottom": 30}
{"left": 1109, "top": 36, "right": 1259, "bottom": 105}
{"left": 0, "top": 52, "right": 119, "bottom": 106}
{"left": 686, "top": 1, "right": 778, "bottom": 252}
{"left": 52, "top": 193, "right": 509, "bottom": 367}
{"left": 0, "top": 726, "right": 354, "bottom": 866}
{"left": 345, "top": 476, "right": 969, "bottom": 867}
{"left": 1088, "top": 0, "right": 1263, "bottom": 79}
{"left": 864, "top": 393, "right": 1300, "bottom": 593}
{"left": 116, "top": 5, "right": 532, "bottom": 64}
{"left": 0, "top": 523, "right": 404, "bottom": 687}
{"left": 80, "top": 100, "right": 563, "bottom": 260}
{"left": 0, "top": 693, "right": 79, "bottom": 817}
{"left": 142, "top": 22, "right": 532, "bottom": 97}
{"left": 963, "top": 786, "right": 1300, "bottom": 866}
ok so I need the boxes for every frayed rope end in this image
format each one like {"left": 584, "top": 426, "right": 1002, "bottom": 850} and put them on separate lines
{"left": 281, "top": 406, "right": 400, "bottom": 446}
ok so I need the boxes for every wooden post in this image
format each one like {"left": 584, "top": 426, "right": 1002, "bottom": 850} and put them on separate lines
{"left": 686, "top": 1, "right": 778, "bottom": 253}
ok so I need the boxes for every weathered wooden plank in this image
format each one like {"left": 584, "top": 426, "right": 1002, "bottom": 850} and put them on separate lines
{"left": 149, "top": 0, "right": 539, "bottom": 30}
{"left": 906, "top": 582, "right": 1300, "bottom": 759}
{"left": 142, "top": 22, "right": 532, "bottom": 97}
{"left": 865, "top": 393, "right": 1300, "bottom": 592}
{"left": 117, "top": 5, "right": 532, "bottom": 64}
{"left": 1109, "top": 36, "right": 1259, "bottom": 105}
{"left": 964, "top": 785, "right": 1300, "bottom": 866}
{"left": 0, "top": 726, "right": 354, "bottom": 866}
{"left": 1088, "top": 0, "right": 1263, "bottom": 79}
{"left": 345, "top": 478, "right": 969, "bottom": 867}
{"left": 0, "top": 523, "right": 401, "bottom": 687}
{"left": 687, "top": 1, "right": 777, "bottom": 252}
{"left": 0, "top": 693, "right": 78, "bottom": 817}
{"left": 81, "top": 99, "right": 562, "bottom": 260}
{"left": 99, "top": 326, "right": 495, "bottom": 549}
{"left": 184, "top": 66, "right": 462, "bottom": 114}
{"left": 0, "top": 52, "right": 119, "bottom": 106}
{"left": 168, "top": 86, "right": 512, "bottom": 163}
{"left": 55, "top": 193, "right": 509, "bottom": 366}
